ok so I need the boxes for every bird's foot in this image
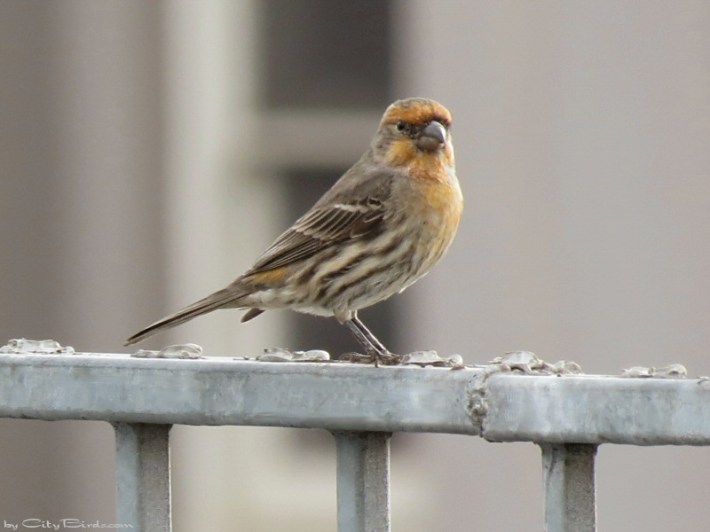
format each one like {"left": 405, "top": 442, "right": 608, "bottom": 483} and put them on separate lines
{"left": 372, "top": 351, "right": 402, "bottom": 366}
{"left": 337, "top": 350, "right": 401, "bottom": 366}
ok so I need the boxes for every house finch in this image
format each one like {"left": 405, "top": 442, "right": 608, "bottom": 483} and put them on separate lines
{"left": 126, "top": 97, "right": 462, "bottom": 365}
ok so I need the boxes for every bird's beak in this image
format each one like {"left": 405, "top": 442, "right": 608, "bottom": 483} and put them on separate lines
{"left": 415, "top": 120, "right": 447, "bottom": 152}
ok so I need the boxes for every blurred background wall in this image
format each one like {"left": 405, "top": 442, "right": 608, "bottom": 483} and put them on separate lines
{"left": 1, "top": 1, "right": 709, "bottom": 530}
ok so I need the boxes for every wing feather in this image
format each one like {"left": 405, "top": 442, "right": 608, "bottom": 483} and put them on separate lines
{"left": 246, "top": 198, "right": 386, "bottom": 273}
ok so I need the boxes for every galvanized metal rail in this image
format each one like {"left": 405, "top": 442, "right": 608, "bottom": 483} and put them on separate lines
{"left": 0, "top": 351, "right": 708, "bottom": 532}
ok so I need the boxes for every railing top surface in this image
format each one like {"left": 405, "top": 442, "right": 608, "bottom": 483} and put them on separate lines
{"left": 1, "top": 351, "right": 708, "bottom": 446}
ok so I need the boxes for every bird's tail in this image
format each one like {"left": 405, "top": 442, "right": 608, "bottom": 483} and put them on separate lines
{"left": 124, "top": 286, "right": 246, "bottom": 346}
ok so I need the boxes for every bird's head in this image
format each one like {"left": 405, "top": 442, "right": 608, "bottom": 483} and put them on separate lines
{"left": 375, "top": 97, "right": 455, "bottom": 179}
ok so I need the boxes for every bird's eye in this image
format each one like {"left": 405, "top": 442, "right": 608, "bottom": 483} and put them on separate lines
{"left": 396, "top": 121, "right": 407, "bottom": 132}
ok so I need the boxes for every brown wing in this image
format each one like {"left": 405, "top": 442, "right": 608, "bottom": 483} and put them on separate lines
{"left": 247, "top": 196, "right": 386, "bottom": 273}
{"left": 243, "top": 152, "right": 401, "bottom": 275}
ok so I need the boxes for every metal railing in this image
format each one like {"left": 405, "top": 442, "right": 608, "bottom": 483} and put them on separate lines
{"left": 0, "top": 346, "right": 708, "bottom": 532}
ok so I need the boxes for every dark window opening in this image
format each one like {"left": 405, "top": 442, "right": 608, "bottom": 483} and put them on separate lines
{"left": 261, "top": 0, "right": 393, "bottom": 109}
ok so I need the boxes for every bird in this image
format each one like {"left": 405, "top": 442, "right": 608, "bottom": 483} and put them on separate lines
{"left": 125, "top": 97, "right": 463, "bottom": 365}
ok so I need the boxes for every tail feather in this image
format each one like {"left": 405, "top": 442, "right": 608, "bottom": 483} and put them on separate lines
{"left": 124, "top": 287, "right": 246, "bottom": 346}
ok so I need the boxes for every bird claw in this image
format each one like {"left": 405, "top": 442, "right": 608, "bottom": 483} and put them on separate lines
{"left": 337, "top": 350, "right": 401, "bottom": 366}
{"left": 374, "top": 352, "right": 402, "bottom": 366}
{"left": 337, "top": 352, "right": 372, "bottom": 363}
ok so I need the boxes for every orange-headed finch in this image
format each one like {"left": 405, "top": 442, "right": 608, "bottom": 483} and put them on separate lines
{"left": 126, "top": 97, "right": 463, "bottom": 365}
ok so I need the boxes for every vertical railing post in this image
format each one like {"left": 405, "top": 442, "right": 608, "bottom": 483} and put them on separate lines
{"left": 114, "top": 423, "right": 173, "bottom": 532}
{"left": 541, "top": 443, "right": 598, "bottom": 532}
{"left": 333, "top": 431, "right": 391, "bottom": 532}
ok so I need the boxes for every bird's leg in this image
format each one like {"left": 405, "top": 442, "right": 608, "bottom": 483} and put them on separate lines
{"left": 344, "top": 315, "right": 398, "bottom": 366}
{"left": 351, "top": 315, "right": 389, "bottom": 354}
